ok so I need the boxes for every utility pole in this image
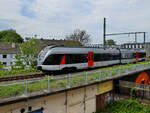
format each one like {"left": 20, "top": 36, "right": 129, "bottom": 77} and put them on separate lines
{"left": 135, "top": 33, "right": 137, "bottom": 43}
{"left": 103, "top": 18, "right": 106, "bottom": 48}
{"left": 144, "top": 32, "right": 146, "bottom": 43}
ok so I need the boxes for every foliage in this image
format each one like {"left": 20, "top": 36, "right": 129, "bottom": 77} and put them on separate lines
{"left": 0, "top": 61, "right": 3, "bottom": 69}
{"left": 66, "top": 29, "right": 91, "bottom": 45}
{"left": 130, "top": 87, "right": 138, "bottom": 100}
{"left": 0, "top": 68, "right": 40, "bottom": 77}
{"left": 97, "top": 99, "right": 150, "bottom": 113}
{"left": 15, "top": 38, "right": 41, "bottom": 68}
{"left": 15, "top": 54, "right": 25, "bottom": 69}
{"left": 106, "top": 39, "right": 116, "bottom": 45}
{"left": 0, "top": 29, "right": 23, "bottom": 43}
{"left": 145, "top": 44, "right": 150, "bottom": 61}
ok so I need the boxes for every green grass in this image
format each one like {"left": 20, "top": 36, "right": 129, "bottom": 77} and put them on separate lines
{"left": 0, "top": 68, "right": 41, "bottom": 77}
{"left": 0, "top": 61, "right": 150, "bottom": 99}
{"left": 96, "top": 99, "right": 150, "bottom": 113}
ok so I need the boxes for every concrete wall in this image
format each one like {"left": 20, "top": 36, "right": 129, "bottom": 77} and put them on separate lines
{"left": 0, "top": 82, "right": 113, "bottom": 113}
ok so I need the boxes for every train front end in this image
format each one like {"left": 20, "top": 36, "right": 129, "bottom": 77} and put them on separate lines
{"left": 37, "top": 46, "right": 55, "bottom": 71}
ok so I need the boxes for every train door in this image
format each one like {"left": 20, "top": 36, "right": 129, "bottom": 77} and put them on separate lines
{"left": 136, "top": 51, "right": 139, "bottom": 61}
{"left": 88, "top": 52, "right": 94, "bottom": 66}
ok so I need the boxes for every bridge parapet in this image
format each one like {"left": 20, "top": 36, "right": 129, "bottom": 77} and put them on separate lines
{"left": 0, "top": 62, "right": 150, "bottom": 101}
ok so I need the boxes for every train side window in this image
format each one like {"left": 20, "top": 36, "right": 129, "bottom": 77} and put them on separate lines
{"left": 103, "top": 53, "right": 107, "bottom": 61}
{"left": 94, "top": 54, "right": 100, "bottom": 61}
{"left": 68, "top": 54, "right": 87, "bottom": 64}
{"left": 65, "top": 54, "right": 70, "bottom": 64}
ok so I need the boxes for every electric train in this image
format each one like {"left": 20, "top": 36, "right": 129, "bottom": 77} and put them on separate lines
{"left": 37, "top": 45, "right": 146, "bottom": 72}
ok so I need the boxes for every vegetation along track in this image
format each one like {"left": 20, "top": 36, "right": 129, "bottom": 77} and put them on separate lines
{"left": 0, "top": 73, "right": 45, "bottom": 82}
{"left": 0, "top": 61, "right": 147, "bottom": 82}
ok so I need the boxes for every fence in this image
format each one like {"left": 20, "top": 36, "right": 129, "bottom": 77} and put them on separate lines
{"left": 119, "top": 80, "right": 150, "bottom": 99}
{"left": 0, "top": 62, "right": 150, "bottom": 99}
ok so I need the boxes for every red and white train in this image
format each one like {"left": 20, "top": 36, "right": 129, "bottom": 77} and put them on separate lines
{"left": 37, "top": 45, "right": 146, "bottom": 72}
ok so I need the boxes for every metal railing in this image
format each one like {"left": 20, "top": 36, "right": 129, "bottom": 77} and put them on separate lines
{"left": 119, "top": 80, "right": 150, "bottom": 99}
{"left": 0, "top": 62, "right": 150, "bottom": 99}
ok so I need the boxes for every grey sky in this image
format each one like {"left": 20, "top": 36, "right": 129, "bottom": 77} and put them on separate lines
{"left": 0, "top": 0, "right": 149, "bottom": 44}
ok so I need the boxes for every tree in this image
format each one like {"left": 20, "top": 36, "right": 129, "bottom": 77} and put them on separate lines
{"left": 0, "top": 29, "right": 24, "bottom": 43}
{"left": 15, "top": 38, "right": 41, "bottom": 68}
{"left": 0, "top": 61, "right": 2, "bottom": 69}
{"left": 66, "top": 29, "right": 91, "bottom": 45}
{"left": 106, "top": 39, "right": 116, "bottom": 45}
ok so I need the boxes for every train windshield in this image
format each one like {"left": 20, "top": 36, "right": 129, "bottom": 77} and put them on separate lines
{"left": 38, "top": 46, "right": 56, "bottom": 62}
{"left": 43, "top": 54, "right": 64, "bottom": 65}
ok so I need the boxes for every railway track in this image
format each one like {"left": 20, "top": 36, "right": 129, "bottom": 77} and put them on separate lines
{"left": 0, "top": 73, "right": 45, "bottom": 82}
{"left": 0, "top": 62, "right": 138, "bottom": 82}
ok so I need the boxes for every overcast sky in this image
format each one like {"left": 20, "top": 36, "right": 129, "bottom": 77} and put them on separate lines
{"left": 0, "top": 0, "right": 150, "bottom": 44}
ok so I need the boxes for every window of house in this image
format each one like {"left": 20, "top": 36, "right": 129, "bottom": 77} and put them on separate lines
{"left": 3, "top": 62, "right": 7, "bottom": 65}
{"left": 3, "top": 55, "right": 7, "bottom": 58}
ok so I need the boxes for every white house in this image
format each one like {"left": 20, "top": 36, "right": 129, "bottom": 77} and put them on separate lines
{"left": 0, "top": 43, "right": 18, "bottom": 66}
{"left": 0, "top": 39, "right": 81, "bottom": 66}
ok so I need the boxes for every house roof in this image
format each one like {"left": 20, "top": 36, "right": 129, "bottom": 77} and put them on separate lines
{"left": 0, "top": 39, "right": 81, "bottom": 54}
{"left": 37, "top": 39, "right": 82, "bottom": 50}
{"left": 38, "top": 39, "right": 81, "bottom": 45}
{"left": 0, "top": 43, "right": 19, "bottom": 54}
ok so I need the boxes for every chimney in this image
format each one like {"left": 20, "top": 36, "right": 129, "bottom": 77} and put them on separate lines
{"left": 12, "top": 43, "right": 15, "bottom": 48}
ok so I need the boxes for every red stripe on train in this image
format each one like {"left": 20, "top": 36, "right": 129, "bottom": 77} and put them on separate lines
{"left": 136, "top": 51, "right": 139, "bottom": 61}
{"left": 60, "top": 55, "right": 65, "bottom": 65}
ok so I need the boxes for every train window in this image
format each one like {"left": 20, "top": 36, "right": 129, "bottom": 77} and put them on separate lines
{"left": 43, "top": 54, "right": 64, "bottom": 65}
{"left": 112, "top": 53, "right": 120, "bottom": 60}
{"left": 82, "top": 54, "right": 88, "bottom": 63}
{"left": 103, "top": 53, "right": 107, "bottom": 61}
{"left": 108, "top": 53, "right": 112, "bottom": 60}
{"left": 65, "top": 55, "right": 70, "bottom": 64}
{"left": 133, "top": 53, "right": 136, "bottom": 58}
{"left": 94, "top": 53, "right": 116, "bottom": 61}
{"left": 66, "top": 54, "right": 88, "bottom": 64}
{"left": 139, "top": 53, "right": 146, "bottom": 58}
{"left": 94, "top": 54, "right": 101, "bottom": 61}
{"left": 122, "top": 53, "right": 134, "bottom": 59}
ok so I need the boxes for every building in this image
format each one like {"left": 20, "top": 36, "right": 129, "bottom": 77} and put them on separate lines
{"left": 120, "top": 43, "right": 150, "bottom": 49}
{"left": 0, "top": 43, "right": 18, "bottom": 66}
{"left": 0, "top": 39, "right": 81, "bottom": 66}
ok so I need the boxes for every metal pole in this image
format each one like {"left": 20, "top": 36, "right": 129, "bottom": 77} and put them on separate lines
{"left": 98, "top": 71, "right": 101, "bottom": 80}
{"left": 109, "top": 68, "right": 112, "bottom": 78}
{"left": 144, "top": 32, "right": 146, "bottom": 43}
{"left": 135, "top": 33, "right": 137, "bottom": 43}
{"left": 118, "top": 67, "right": 121, "bottom": 76}
{"left": 103, "top": 17, "right": 106, "bottom": 49}
{"left": 67, "top": 74, "right": 71, "bottom": 88}
{"left": 24, "top": 80, "right": 28, "bottom": 96}
{"left": 47, "top": 77, "right": 50, "bottom": 92}
{"left": 84, "top": 72, "right": 88, "bottom": 84}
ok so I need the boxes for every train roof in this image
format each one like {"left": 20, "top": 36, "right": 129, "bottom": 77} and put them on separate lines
{"left": 41, "top": 46, "right": 145, "bottom": 57}
{"left": 45, "top": 46, "right": 119, "bottom": 55}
